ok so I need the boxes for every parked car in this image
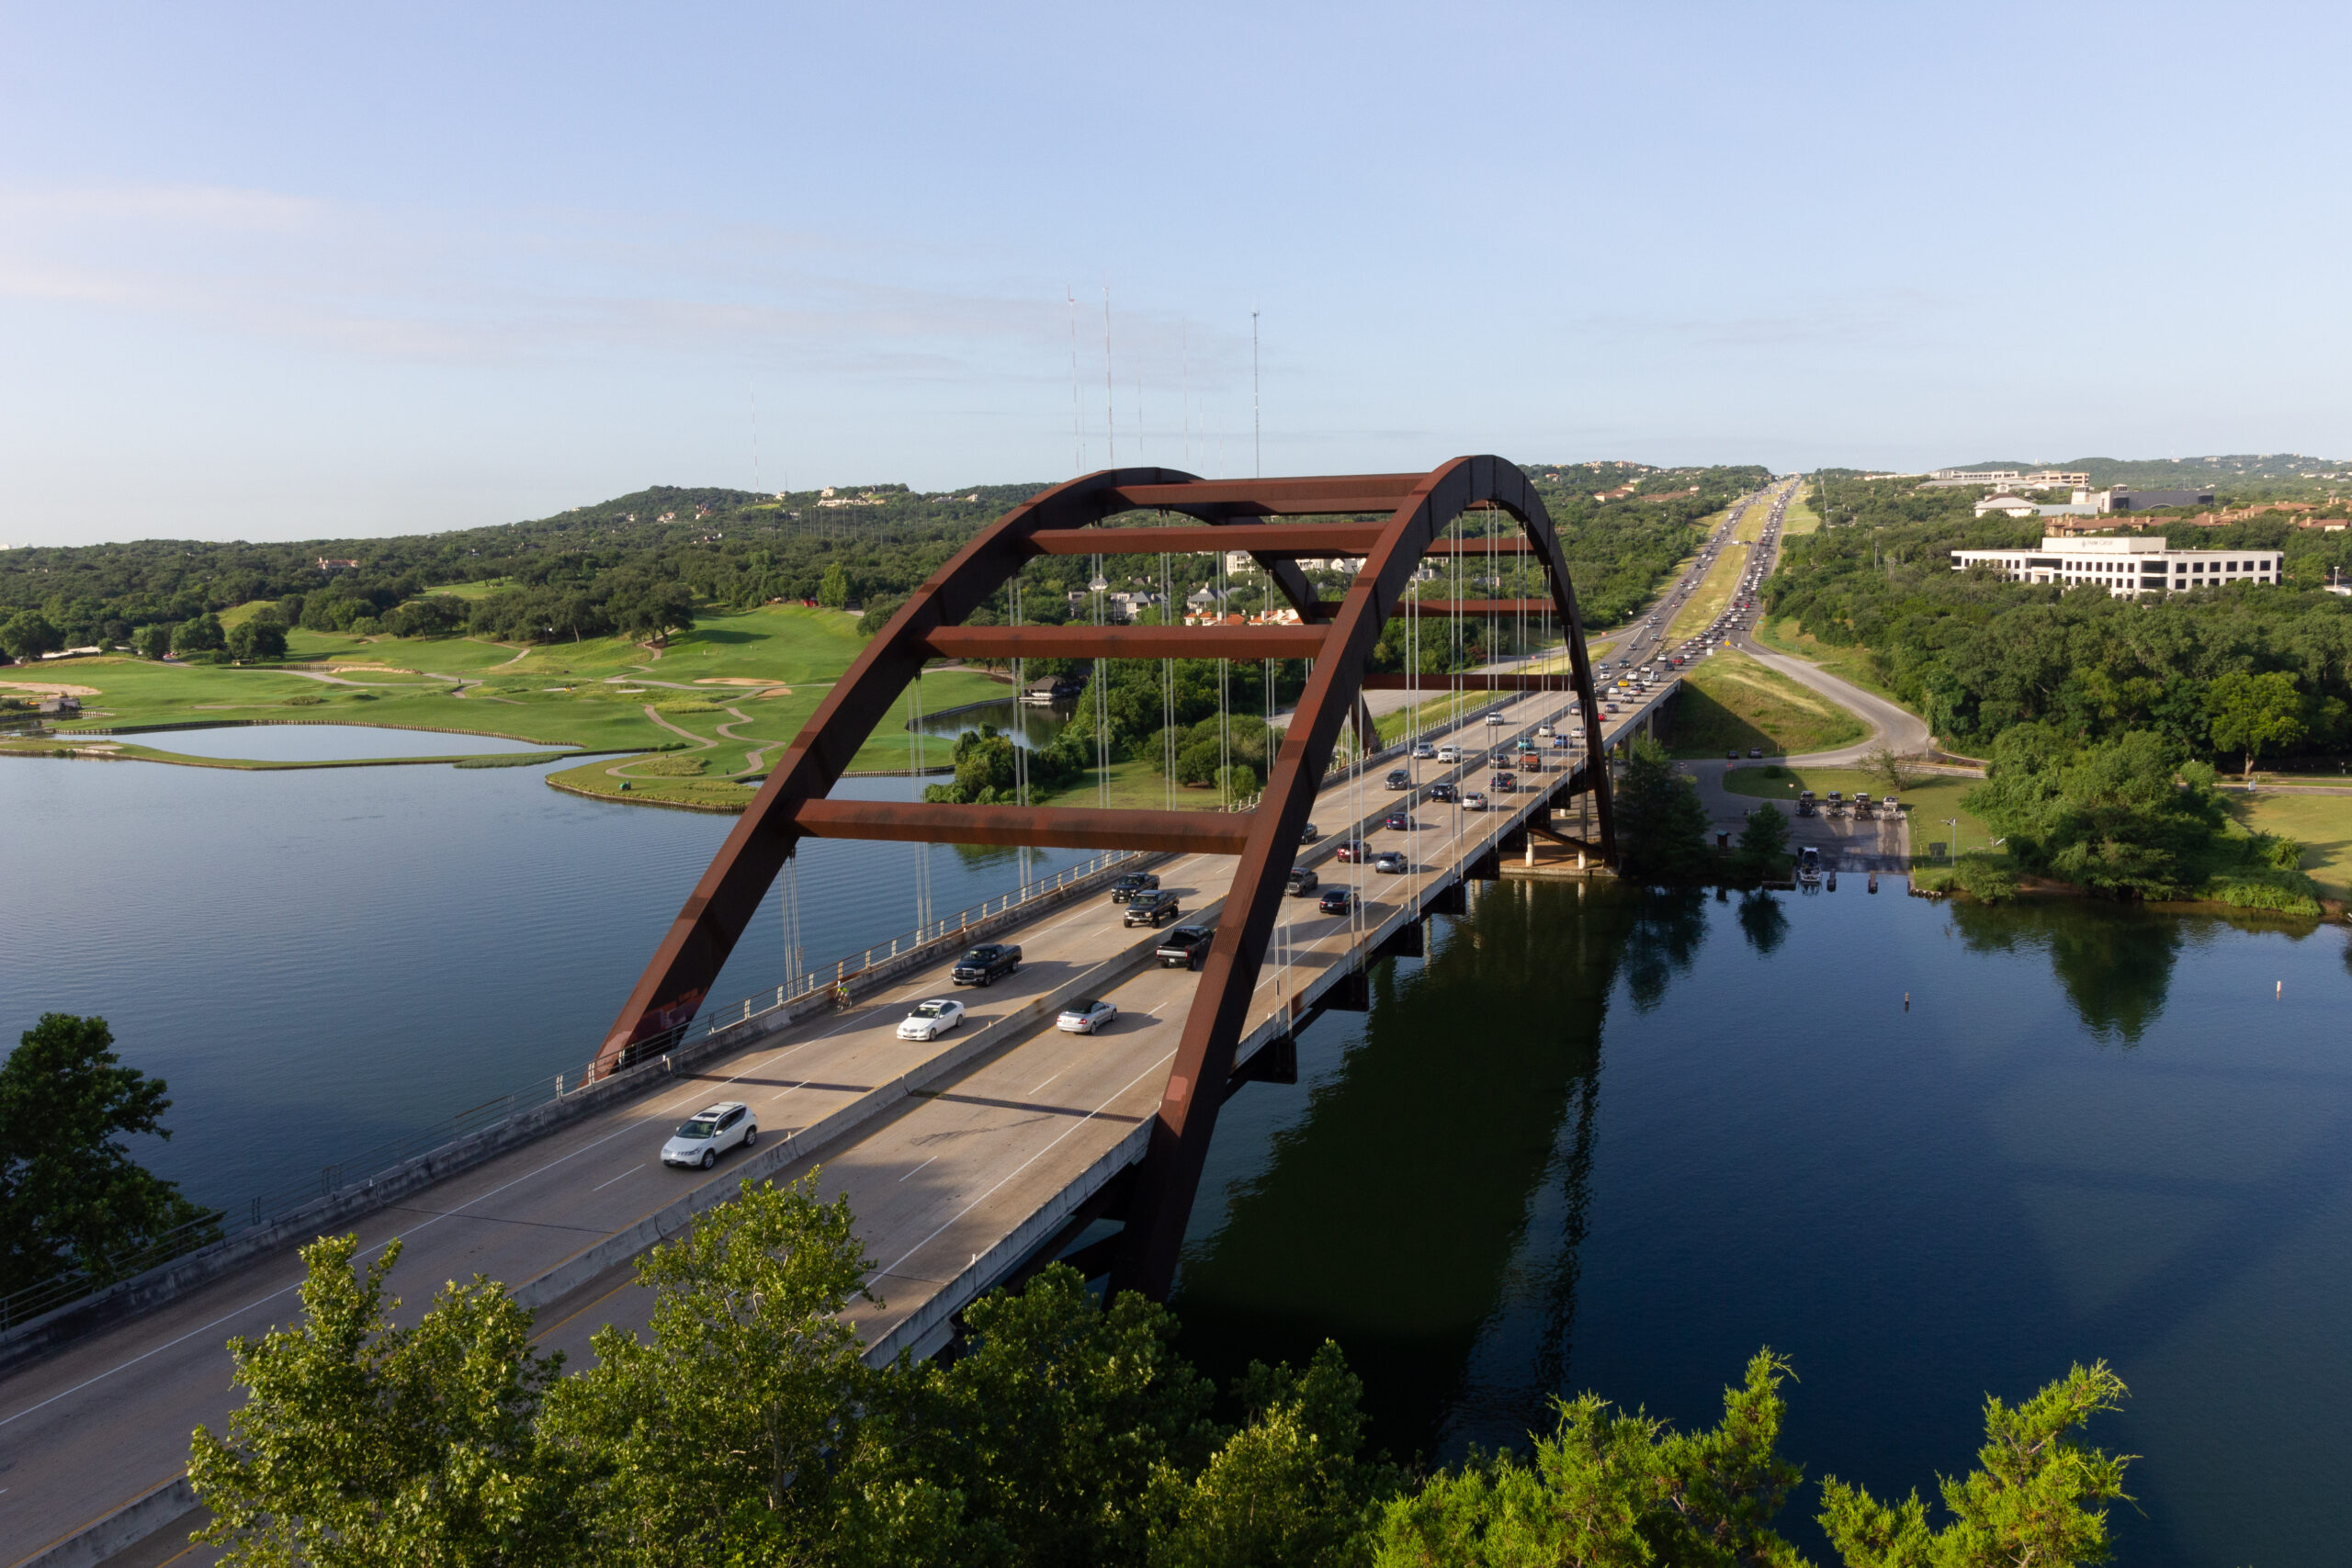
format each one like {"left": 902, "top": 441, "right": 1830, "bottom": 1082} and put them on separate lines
{"left": 662, "top": 1101, "right": 755, "bottom": 1170}
{"left": 1057, "top": 998, "right": 1117, "bottom": 1034}
{"left": 1726, "top": 749, "right": 1739, "bottom": 760}
{"left": 1108, "top": 871, "right": 1160, "bottom": 904}
{"left": 1382, "top": 809, "right": 1411, "bottom": 831}
{"left": 1747, "top": 747, "right": 1763, "bottom": 758}
{"left": 1385, "top": 768, "right": 1412, "bottom": 790}
{"left": 1372, "top": 851, "right": 1408, "bottom": 874}
{"left": 1285, "top": 867, "right": 1320, "bottom": 897}
{"left": 1462, "top": 790, "right": 1489, "bottom": 811}
{"left": 896, "top": 998, "right": 965, "bottom": 1041}
{"left": 1317, "top": 886, "right": 1354, "bottom": 915}
{"left": 1333, "top": 839, "right": 1373, "bottom": 863}
{"left": 1124, "top": 889, "right": 1182, "bottom": 926}
{"left": 1157, "top": 925, "right": 1214, "bottom": 968}
{"left": 952, "top": 942, "right": 1022, "bottom": 987}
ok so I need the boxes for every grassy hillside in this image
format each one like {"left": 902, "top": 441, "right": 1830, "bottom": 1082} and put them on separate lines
{"left": 1667, "top": 651, "right": 1866, "bottom": 759}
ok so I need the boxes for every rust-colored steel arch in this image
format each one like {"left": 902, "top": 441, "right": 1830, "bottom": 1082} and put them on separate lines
{"left": 594, "top": 457, "right": 1614, "bottom": 1296}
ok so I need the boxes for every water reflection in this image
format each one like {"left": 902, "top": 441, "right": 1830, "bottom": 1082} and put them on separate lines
{"left": 1736, "top": 890, "right": 1791, "bottom": 956}
{"left": 1172, "top": 880, "right": 1647, "bottom": 1459}
{"left": 1622, "top": 887, "right": 1708, "bottom": 1012}
{"left": 1949, "top": 901, "right": 2183, "bottom": 1044}
{"left": 910, "top": 696, "right": 1069, "bottom": 749}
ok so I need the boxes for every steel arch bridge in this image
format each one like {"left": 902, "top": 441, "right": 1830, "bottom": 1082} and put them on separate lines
{"left": 595, "top": 455, "right": 1616, "bottom": 1298}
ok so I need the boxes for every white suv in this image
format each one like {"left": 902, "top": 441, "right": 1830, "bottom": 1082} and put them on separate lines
{"left": 662, "top": 1101, "right": 756, "bottom": 1170}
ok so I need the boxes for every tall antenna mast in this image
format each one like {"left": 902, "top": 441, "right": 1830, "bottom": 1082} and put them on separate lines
{"left": 1068, "top": 287, "right": 1081, "bottom": 473}
{"left": 1181, "top": 318, "right": 1191, "bottom": 468}
{"left": 1251, "top": 307, "right": 1261, "bottom": 477}
{"left": 1102, "top": 281, "right": 1116, "bottom": 466}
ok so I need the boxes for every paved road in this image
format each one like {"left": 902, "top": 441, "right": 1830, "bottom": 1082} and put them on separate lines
{"left": 2, "top": 677, "right": 1653, "bottom": 1568}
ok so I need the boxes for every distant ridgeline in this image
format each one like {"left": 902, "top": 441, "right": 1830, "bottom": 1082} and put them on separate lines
{"left": 0, "top": 463, "right": 1766, "bottom": 656}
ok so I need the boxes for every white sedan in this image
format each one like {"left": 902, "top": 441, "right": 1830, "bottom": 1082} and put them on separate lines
{"left": 662, "top": 1101, "right": 756, "bottom": 1170}
{"left": 897, "top": 998, "right": 966, "bottom": 1041}
{"left": 1057, "top": 998, "right": 1118, "bottom": 1034}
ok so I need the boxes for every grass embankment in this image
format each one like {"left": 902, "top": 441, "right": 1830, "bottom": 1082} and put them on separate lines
{"left": 1665, "top": 530, "right": 1749, "bottom": 645}
{"left": 10, "top": 604, "right": 1010, "bottom": 809}
{"left": 1781, "top": 487, "right": 1823, "bottom": 536}
{"left": 1751, "top": 618, "right": 1917, "bottom": 713}
{"left": 1667, "top": 651, "right": 1866, "bottom": 759}
{"left": 2233, "top": 791, "right": 2352, "bottom": 902}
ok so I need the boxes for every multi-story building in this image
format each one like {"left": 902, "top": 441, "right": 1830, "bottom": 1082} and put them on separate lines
{"left": 1950, "top": 536, "right": 2282, "bottom": 596}
{"left": 1925, "top": 468, "right": 2091, "bottom": 489}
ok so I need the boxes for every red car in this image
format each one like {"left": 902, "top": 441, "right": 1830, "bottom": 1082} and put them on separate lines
{"left": 1333, "top": 840, "right": 1374, "bottom": 863}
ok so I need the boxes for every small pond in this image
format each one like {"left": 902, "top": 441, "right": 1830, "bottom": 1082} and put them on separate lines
{"left": 130, "top": 723, "right": 560, "bottom": 762}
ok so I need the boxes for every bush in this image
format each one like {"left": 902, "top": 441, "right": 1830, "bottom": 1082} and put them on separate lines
{"left": 1951, "top": 854, "right": 2019, "bottom": 903}
{"left": 629, "top": 755, "right": 708, "bottom": 777}
{"left": 2203, "top": 867, "right": 2323, "bottom": 917}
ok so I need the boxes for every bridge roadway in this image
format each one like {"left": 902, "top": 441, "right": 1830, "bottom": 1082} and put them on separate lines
{"left": 1, "top": 677, "right": 1674, "bottom": 1568}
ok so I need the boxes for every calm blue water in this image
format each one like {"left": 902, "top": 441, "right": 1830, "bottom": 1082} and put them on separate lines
{"left": 0, "top": 755, "right": 1091, "bottom": 1213}
{"left": 130, "top": 723, "right": 557, "bottom": 761}
{"left": 1172, "top": 879, "right": 2352, "bottom": 1567}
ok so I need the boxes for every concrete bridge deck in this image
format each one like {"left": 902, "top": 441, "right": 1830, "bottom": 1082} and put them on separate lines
{"left": 0, "top": 676, "right": 1678, "bottom": 1568}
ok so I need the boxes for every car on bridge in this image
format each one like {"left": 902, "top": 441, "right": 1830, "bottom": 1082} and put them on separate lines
{"left": 1317, "top": 886, "right": 1355, "bottom": 914}
{"left": 1411, "top": 741, "right": 1437, "bottom": 759}
{"left": 1124, "top": 889, "right": 1183, "bottom": 927}
{"left": 1485, "top": 711, "right": 1508, "bottom": 726}
{"left": 1299, "top": 821, "right": 1321, "bottom": 842}
{"left": 1436, "top": 743, "right": 1463, "bottom": 763}
{"left": 662, "top": 1101, "right": 755, "bottom": 1170}
{"left": 1108, "top": 872, "right": 1160, "bottom": 903}
{"left": 951, "top": 942, "right": 1022, "bottom": 987}
{"left": 1333, "top": 839, "right": 1373, "bottom": 863}
{"left": 1057, "top": 998, "right": 1118, "bottom": 1034}
{"left": 1156, "top": 925, "right": 1214, "bottom": 968}
{"left": 1428, "top": 781, "right": 1458, "bottom": 803}
{"left": 1285, "top": 866, "right": 1320, "bottom": 897}
{"left": 1462, "top": 790, "right": 1489, "bottom": 811}
{"left": 1490, "top": 771, "right": 1517, "bottom": 793}
{"left": 1372, "top": 851, "right": 1408, "bottom": 874}
{"left": 897, "top": 998, "right": 966, "bottom": 1041}
{"left": 1385, "top": 768, "right": 1413, "bottom": 790}
{"left": 1382, "top": 809, "right": 1411, "bottom": 831}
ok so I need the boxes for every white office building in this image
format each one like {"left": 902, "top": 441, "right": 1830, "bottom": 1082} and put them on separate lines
{"left": 1951, "top": 536, "right": 2283, "bottom": 596}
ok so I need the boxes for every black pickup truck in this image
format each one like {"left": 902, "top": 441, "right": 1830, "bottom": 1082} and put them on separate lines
{"left": 1156, "top": 925, "right": 1214, "bottom": 969}
{"left": 950, "top": 942, "right": 1022, "bottom": 987}
{"left": 1108, "top": 872, "right": 1160, "bottom": 904}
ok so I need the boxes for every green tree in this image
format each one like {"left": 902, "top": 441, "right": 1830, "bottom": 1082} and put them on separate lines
{"left": 539, "top": 1174, "right": 874, "bottom": 1566}
{"left": 852, "top": 1264, "right": 1218, "bottom": 1568}
{"left": 819, "top": 562, "right": 851, "bottom": 608}
{"left": 132, "top": 623, "right": 174, "bottom": 660}
{"left": 1965, "top": 727, "right": 2227, "bottom": 899}
{"left": 1613, "top": 735, "right": 1713, "bottom": 884}
{"left": 1374, "top": 1350, "right": 1807, "bottom": 1567}
{"left": 190, "top": 1235, "right": 572, "bottom": 1568}
{"left": 225, "top": 618, "right": 288, "bottom": 663}
{"left": 2205, "top": 669, "right": 2306, "bottom": 775}
{"left": 0, "top": 609, "right": 62, "bottom": 662}
{"left": 1736, "top": 801, "right": 1792, "bottom": 881}
{"left": 171, "top": 612, "right": 227, "bottom": 658}
{"left": 1150, "top": 1342, "right": 1396, "bottom": 1568}
{"left": 0, "top": 1013, "right": 218, "bottom": 1296}
{"left": 1818, "top": 1362, "right": 2131, "bottom": 1568}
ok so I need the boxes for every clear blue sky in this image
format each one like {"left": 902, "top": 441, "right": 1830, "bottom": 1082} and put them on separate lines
{"left": 4, "top": 1, "right": 2346, "bottom": 545}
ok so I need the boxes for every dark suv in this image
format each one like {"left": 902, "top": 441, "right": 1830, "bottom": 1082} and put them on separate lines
{"left": 1108, "top": 872, "right": 1160, "bottom": 904}
{"left": 951, "top": 942, "right": 1022, "bottom": 987}
{"left": 1124, "top": 889, "right": 1182, "bottom": 927}
{"left": 1385, "top": 768, "right": 1412, "bottom": 791}
{"left": 1157, "top": 925, "right": 1214, "bottom": 968}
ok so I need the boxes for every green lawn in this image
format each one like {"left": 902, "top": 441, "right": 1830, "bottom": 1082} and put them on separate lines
{"left": 1750, "top": 618, "right": 1917, "bottom": 713}
{"left": 1666, "top": 533, "right": 1752, "bottom": 643}
{"left": 2233, "top": 791, "right": 2352, "bottom": 900}
{"left": 13, "top": 605, "right": 1018, "bottom": 808}
{"left": 1781, "top": 488, "right": 1822, "bottom": 536}
{"left": 1668, "top": 650, "right": 1866, "bottom": 759}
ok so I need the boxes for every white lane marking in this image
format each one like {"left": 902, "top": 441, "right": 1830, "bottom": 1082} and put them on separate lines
{"left": 1029, "top": 1070, "right": 1064, "bottom": 1095}
{"left": 591, "top": 1163, "right": 645, "bottom": 1191}
{"left": 0, "top": 1101, "right": 671, "bottom": 1430}
{"left": 873, "top": 1050, "right": 1176, "bottom": 1284}
{"left": 897, "top": 1155, "right": 940, "bottom": 1182}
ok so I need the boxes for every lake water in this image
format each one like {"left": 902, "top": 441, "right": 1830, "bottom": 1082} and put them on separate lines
{"left": 5, "top": 755, "right": 2346, "bottom": 1562}
{"left": 910, "top": 696, "right": 1070, "bottom": 750}
{"left": 128, "top": 722, "right": 558, "bottom": 761}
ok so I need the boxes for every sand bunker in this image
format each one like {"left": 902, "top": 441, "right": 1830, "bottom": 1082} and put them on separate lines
{"left": 0, "top": 681, "right": 100, "bottom": 697}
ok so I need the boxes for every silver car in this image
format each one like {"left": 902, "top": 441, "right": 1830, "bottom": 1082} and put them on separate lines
{"left": 1057, "top": 998, "right": 1118, "bottom": 1034}
{"left": 662, "top": 1101, "right": 755, "bottom": 1170}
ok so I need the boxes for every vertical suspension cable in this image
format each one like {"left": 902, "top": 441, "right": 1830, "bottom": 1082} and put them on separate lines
{"left": 1217, "top": 547, "right": 1230, "bottom": 806}
{"left": 1012, "top": 576, "right": 1030, "bottom": 897}
{"left": 1161, "top": 547, "right": 1175, "bottom": 812}
{"left": 910, "top": 663, "right": 930, "bottom": 938}
{"left": 1092, "top": 551, "right": 1108, "bottom": 809}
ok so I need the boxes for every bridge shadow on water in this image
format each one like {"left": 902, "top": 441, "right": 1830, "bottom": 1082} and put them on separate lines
{"left": 1168, "top": 879, "right": 1700, "bottom": 1462}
